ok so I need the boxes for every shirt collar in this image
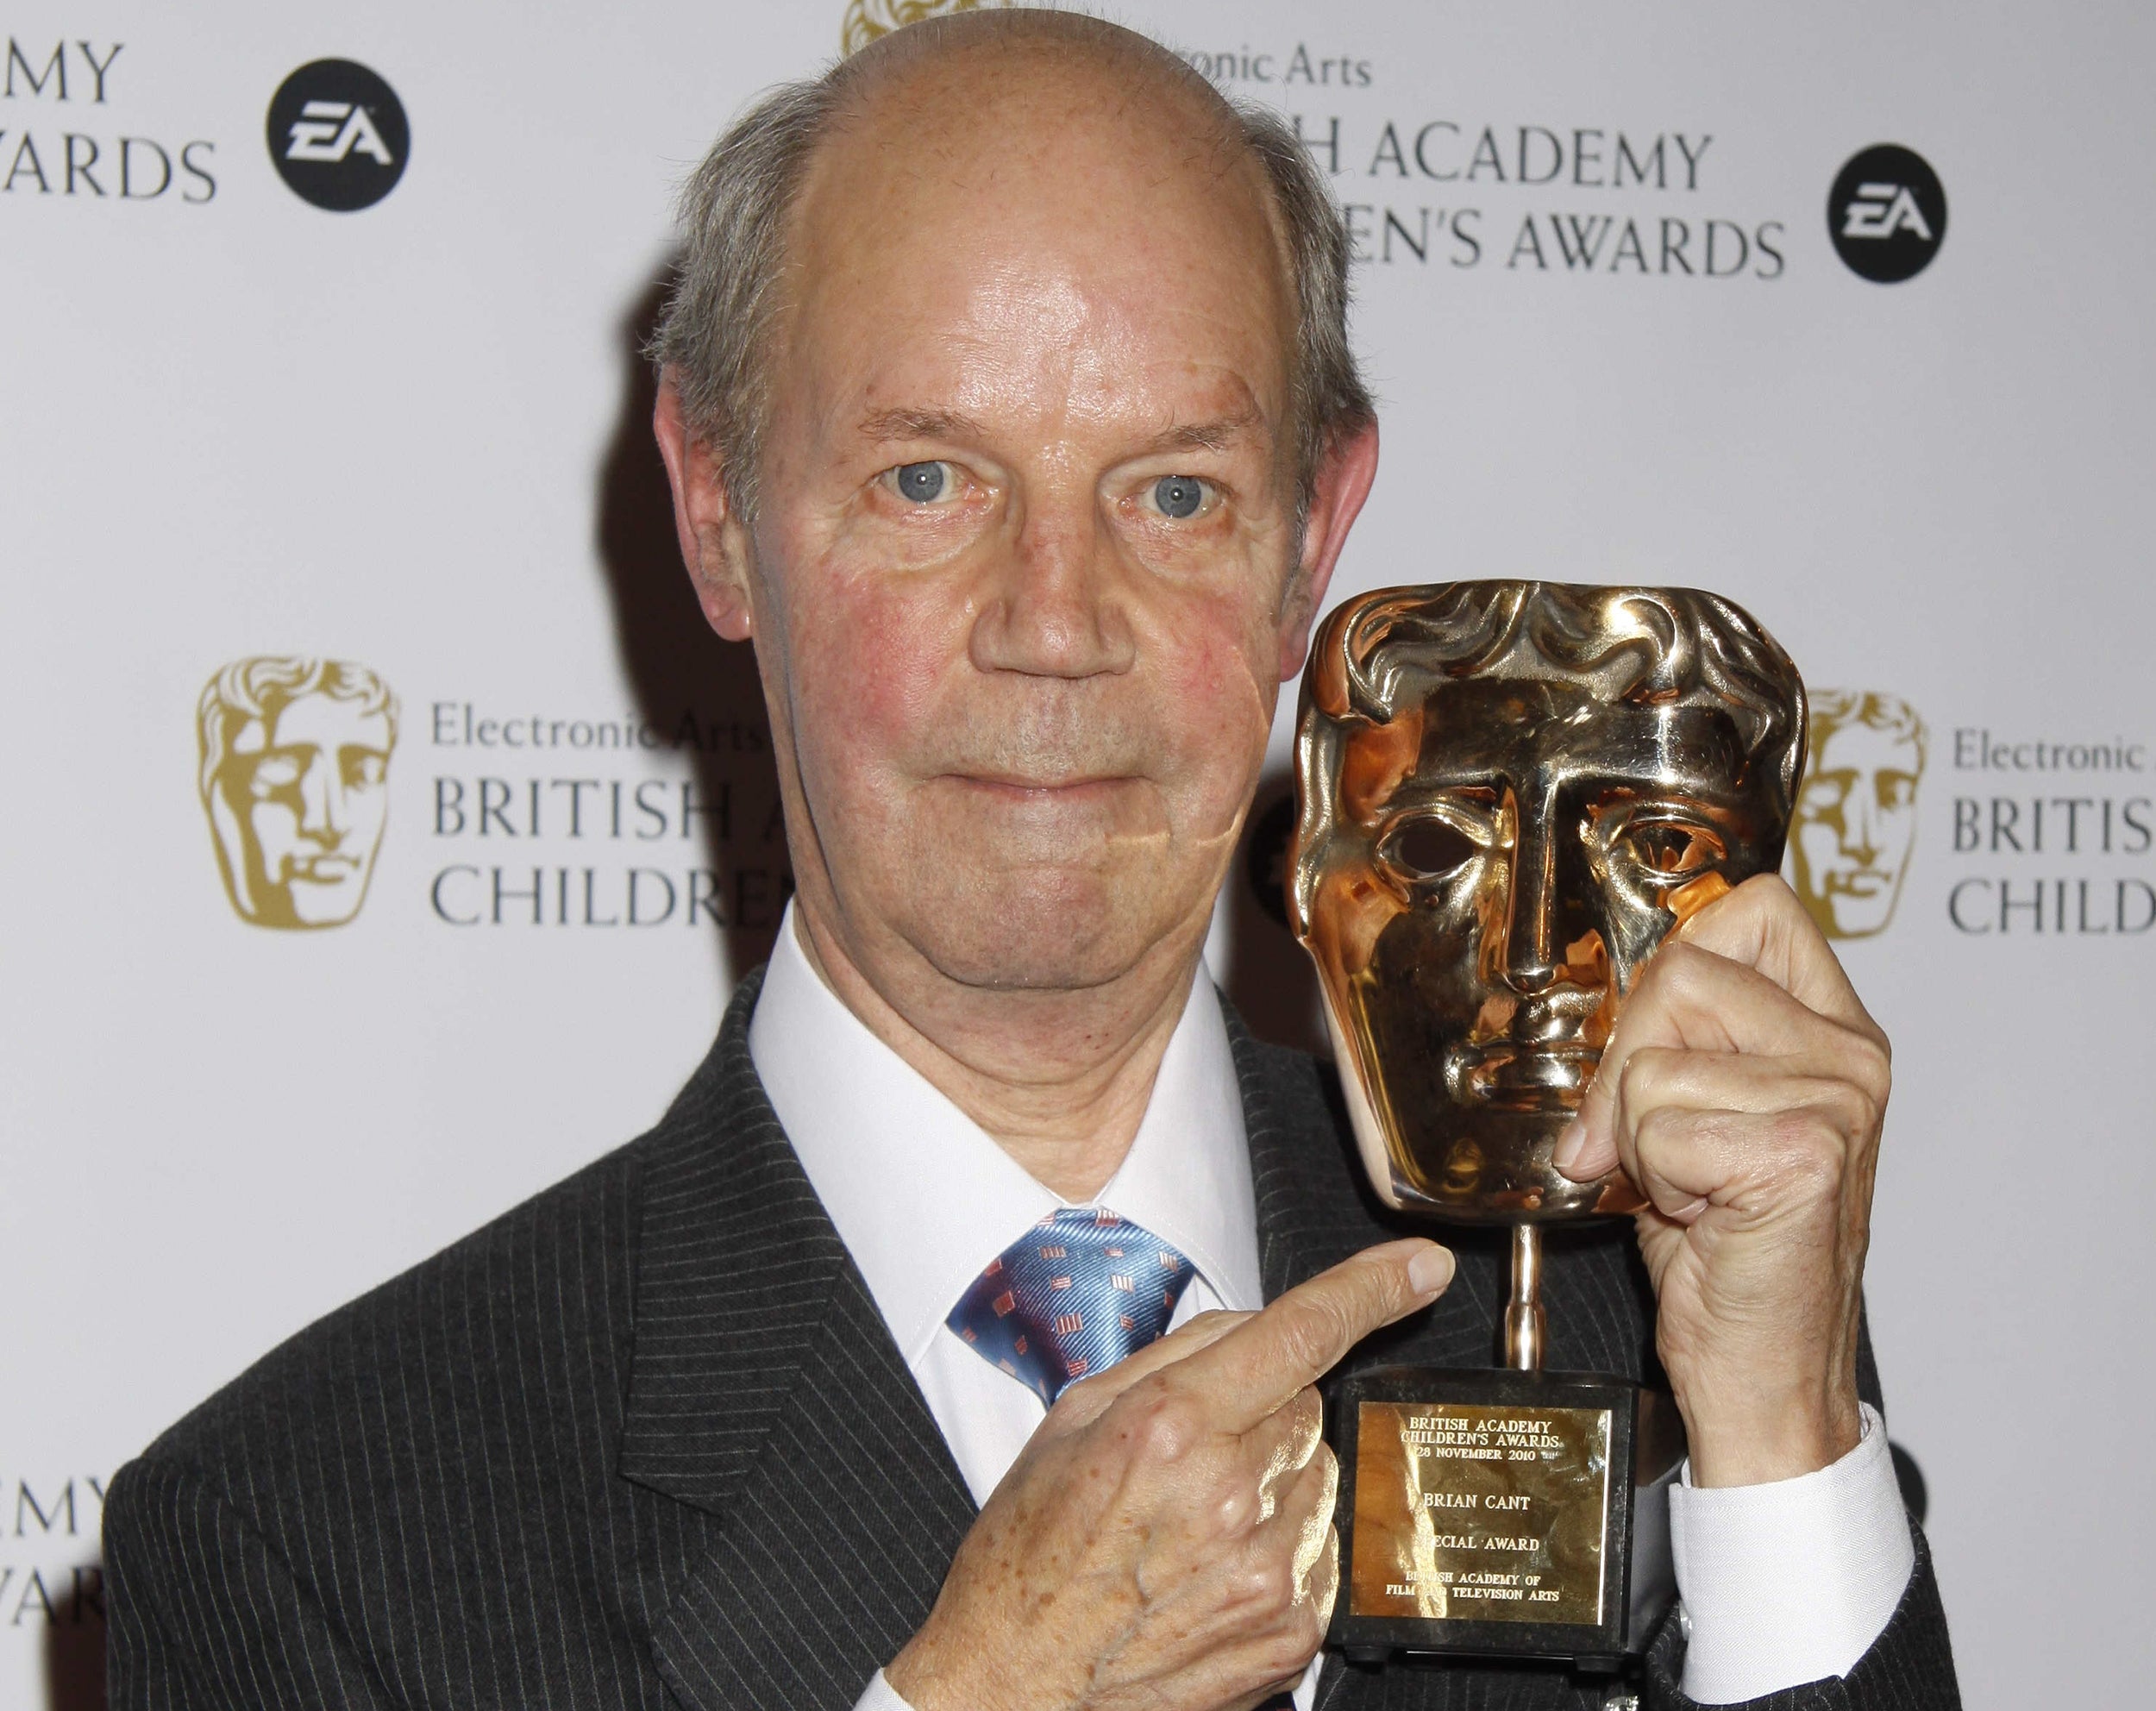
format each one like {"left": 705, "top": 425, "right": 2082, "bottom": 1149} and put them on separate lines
{"left": 748, "top": 903, "right": 1260, "bottom": 1369}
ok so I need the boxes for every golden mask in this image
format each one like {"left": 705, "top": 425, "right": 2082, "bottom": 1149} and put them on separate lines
{"left": 1289, "top": 583, "right": 1805, "bottom": 1222}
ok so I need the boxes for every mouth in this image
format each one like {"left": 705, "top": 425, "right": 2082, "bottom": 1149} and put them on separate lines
{"left": 944, "top": 774, "right": 1134, "bottom": 804}
{"left": 1448, "top": 1042, "right": 1601, "bottom": 1112}
{"left": 1824, "top": 869, "right": 1891, "bottom": 898}
{"left": 288, "top": 856, "right": 360, "bottom": 883}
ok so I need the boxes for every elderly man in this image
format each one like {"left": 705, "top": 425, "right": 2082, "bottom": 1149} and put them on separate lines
{"left": 105, "top": 13, "right": 1956, "bottom": 1711}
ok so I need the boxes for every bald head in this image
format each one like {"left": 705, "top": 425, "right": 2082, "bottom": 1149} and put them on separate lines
{"left": 651, "top": 7, "right": 1369, "bottom": 520}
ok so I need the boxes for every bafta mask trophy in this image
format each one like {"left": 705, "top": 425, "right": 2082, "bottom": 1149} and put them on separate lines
{"left": 1289, "top": 582, "right": 1805, "bottom": 1670}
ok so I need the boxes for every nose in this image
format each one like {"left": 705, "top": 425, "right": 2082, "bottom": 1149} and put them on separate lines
{"left": 1842, "top": 779, "right": 1882, "bottom": 863}
{"left": 1499, "top": 788, "right": 1562, "bottom": 993}
{"left": 298, "top": 751, "right": 349, "bottom": 846}
{"left": 968, "top": 494, "right": 1136, "bottom": 680}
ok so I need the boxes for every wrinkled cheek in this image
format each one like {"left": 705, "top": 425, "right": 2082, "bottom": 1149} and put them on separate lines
{"left": 784, "top": 578, "right": 956, "bottom": 815}
{"left": 1155, "top": 601, "right": 1279, "bottom": 842}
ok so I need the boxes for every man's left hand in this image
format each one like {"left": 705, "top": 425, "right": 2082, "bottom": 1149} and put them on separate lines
{"left": 1555, "top": 873, "right": 1890, "bottom": 1488}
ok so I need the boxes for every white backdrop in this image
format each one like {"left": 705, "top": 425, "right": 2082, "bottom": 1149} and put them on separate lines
{"left": 5, "top": 3, "right": 2150, "bottom": 1706}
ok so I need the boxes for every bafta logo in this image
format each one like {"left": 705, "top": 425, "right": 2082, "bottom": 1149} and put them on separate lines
{"left": 1789, "top": 689, "right": 1927, "bottom": 939}
{"left": 197, "top": 657, "right": 399, "bottom": 930}
{"left": 842, "top": 0, "right": 1000, "bottom": 54}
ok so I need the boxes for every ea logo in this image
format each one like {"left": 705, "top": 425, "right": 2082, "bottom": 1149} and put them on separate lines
{"left": 266, "top": 60, "right": 409, "bottom": 211}
{"left": 1828, "top": 144, "right": 1946, "bottom": 283}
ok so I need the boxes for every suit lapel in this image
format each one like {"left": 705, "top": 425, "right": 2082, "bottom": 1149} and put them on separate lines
{"left": 621, "top": 971, "right": 975, "bottom": 1711}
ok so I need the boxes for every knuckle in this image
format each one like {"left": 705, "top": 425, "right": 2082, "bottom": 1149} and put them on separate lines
{"left": 1045, "top": 1372, "right": 1104, "bottom": 1422}
{"left": 1631, "top": 1102, "right": 1683, "bottom": 1155}
{"left": 1655, "top": 938, "right": 1708, "bottom": 988}
{"left": 1846, "top": 1031, "right": 1893, "bottom": 1101}
{"left": 1258, "top": 1620, "right": 1320, "bottom": 1681}
{"left": 1213, "top": 1482, "right": 1259, "bottom": 1536}
{"left": 1770, "top": 1111, "right": 1845, "bottom": 1188}
{"left": 1617, "top": 1046, "right": 1677, "bottom": 1110}
{"left": 1120, "top": 1377, "right": 1206, "bottom": 1464}
{"left": 1239, "top": 1556, "right": 1294, "bottom": 1614}
{"left": 1275, "top": 1298, "right": 1351, "bottom": 1377}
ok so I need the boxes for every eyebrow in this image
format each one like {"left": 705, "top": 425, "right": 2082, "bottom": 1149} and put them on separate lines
{"left": 853, "top": 407, "right": 1265, "bottom": 457}
{"left": 1131, "top": 411, "right": 1264, "bottom": 457}
{"left": 856, "top": 406, "right": 991, "bottom": 444}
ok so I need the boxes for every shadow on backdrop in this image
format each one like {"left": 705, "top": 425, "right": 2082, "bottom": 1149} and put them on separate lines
{"left": 41, "top": 1558, "right": 104, "bottom": 1711}
{"left": 595, "top": 266, "right": 793, "bottom": 981}
{"left": 1223, "top": 771, "right": 1326, "bottom": 1055}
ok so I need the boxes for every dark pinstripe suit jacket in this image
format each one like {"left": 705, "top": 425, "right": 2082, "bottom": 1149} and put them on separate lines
{"left": 106, "top": 973, "right": 1958, "bottom": 1710}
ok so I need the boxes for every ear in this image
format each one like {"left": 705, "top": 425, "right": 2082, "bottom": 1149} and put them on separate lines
{"left": 1278, "top": 417, "right": 1380, "bottom": 681}
{"left": 653, "top": 372, "right": 755, "bottom": 642}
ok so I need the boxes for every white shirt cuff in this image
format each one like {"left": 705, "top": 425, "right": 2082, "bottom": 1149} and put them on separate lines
{"left": 856, "top": 1669, "right": 916, "bottom": 1711}
{"left": 1669, "top": 1402, "right": 1915, "bottom": 1704}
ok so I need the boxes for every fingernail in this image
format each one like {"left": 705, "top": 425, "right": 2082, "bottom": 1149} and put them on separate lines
{"left": 1407, "top": 1244, "right": 1454, "bottom": 1296}
{"left": 1551, "top": 1119, "right": 1586, "bottom": 1176}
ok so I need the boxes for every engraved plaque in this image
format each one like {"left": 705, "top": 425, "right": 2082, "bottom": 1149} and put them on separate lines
{"left": 1347, "top": 1400, "right": 1611, "bottom": 1626}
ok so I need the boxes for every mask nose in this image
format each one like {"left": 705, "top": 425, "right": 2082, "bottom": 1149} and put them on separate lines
{"left": 1842, "top": 777, "right": 1883, "bottom": 865}
{"left": 298, "top": 750, "right": 348, "bottom": 847}
{"left": 1499, "top": 795, "right": 1563, "bottom": 993}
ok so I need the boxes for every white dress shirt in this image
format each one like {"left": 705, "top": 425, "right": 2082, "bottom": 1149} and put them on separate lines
{"left": 748, "top": 904, "right": 1913, "bottom": 1709}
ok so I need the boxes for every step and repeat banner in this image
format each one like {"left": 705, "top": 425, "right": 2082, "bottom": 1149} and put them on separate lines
{"left": 3, "top": 2, "right": 2148, "bottom": 1706}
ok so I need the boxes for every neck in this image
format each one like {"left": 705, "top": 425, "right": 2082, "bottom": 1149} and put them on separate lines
{"left": 788, "top": 904, "right": 1203, "bottom": 1202}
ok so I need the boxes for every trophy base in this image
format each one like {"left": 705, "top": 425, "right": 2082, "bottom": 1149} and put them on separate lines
{"left": 1329, "top": 1365, "right": 1685, "bottom": 1671}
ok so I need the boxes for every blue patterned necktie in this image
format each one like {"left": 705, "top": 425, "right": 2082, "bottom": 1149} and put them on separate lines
{"left": 947, "top": 1207, "right": 1197, "bottom": 1404}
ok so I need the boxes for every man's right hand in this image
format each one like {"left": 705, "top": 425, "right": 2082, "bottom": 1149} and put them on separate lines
{"left": 884, "top": 1238, "right": 1455, "bottom": 1711}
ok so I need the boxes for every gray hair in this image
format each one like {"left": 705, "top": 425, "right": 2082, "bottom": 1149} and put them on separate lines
{"left": 648, "top": 8, "right": 1374, "bottom": 522}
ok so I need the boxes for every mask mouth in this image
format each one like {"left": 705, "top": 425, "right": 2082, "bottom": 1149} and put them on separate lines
{"left": 285, "top": 854, "right": 362, "bottom": 884}
{"left": 1446, "top": 1040, "right": 1599, "bottom": 1112}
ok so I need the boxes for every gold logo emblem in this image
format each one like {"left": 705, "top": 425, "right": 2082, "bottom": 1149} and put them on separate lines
{"left": 842, "top": 0, "right": 1000, "bottom": 54}
{"left": 197, "top": 656, "right": 399, "bottom": 930}
{"left": 1790, "top": 689, "right": 1927, "bottom": 939}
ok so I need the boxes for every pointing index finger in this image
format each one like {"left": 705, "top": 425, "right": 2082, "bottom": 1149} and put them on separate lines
{"left": 1178, "top": 1239, "right": 1452, "bottom": 1434}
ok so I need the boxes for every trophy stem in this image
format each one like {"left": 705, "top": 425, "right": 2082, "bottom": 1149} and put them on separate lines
{"left": 1504, "top": 1223, "right": 1545, "bottom": 1373}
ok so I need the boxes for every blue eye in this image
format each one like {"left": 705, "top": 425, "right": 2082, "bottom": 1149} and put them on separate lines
{"left": 1153, "top": 475, "right": 1205, "bottom": 518}
{"left": 894, "top": 461, "right": 947, "bottom": 503}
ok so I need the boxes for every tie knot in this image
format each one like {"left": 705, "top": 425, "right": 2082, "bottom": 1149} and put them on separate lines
{"left": 947, "top": 1208, "right": 1195, "bottom": 1405}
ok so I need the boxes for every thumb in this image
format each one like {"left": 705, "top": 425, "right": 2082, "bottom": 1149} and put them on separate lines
{"left": 1553, "top": 1062, "right": 1620, "bottom": 1184}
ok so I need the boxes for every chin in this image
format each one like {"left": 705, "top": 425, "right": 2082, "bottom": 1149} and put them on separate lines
{"left": 903, "top": 868, "right": 1194, "bottom": 993}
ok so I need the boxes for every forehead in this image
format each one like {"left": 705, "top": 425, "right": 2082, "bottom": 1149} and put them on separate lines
{"left": 783, "top": 60, "right": 1294, "bottom": 434}
{"left": 1342, "top": 677, "right": 1756, "bottom": 818}
{"left": 1815, "top": 719, "right": 1919, "bottom": 771}
{"left": 265, "top": 695, "right": 389, "bottom": 749}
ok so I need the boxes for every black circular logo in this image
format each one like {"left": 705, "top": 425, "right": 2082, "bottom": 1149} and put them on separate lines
{"left": 1827, "top": 144, "right": 1945, "bottom": 283}
{"left": 266, "top": 60, "right": 408, "bottom": 211}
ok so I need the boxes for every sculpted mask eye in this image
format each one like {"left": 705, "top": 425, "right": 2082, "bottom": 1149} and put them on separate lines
{"left": 1378, "top": 812, "right": 1480, "bottom": 887}
{"left": 251, "top": 753, "right": 304, "bottom": 794}
{"left": 1613, "top": 816, "right": 1725, "bottom": 883}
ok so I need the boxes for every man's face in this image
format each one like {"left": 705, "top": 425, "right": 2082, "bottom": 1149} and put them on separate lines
{"left": 1793, "top": 720, "right": 1921, "bottom": 938}
{"left": 213, "top": 695, "right": 392, "bottom": 928}
{"left": 737, "top": 70, "right": 1313, "bottom": 992}
{"left": 1303, "top": 675, "right": 1786, "bottom": 1215}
